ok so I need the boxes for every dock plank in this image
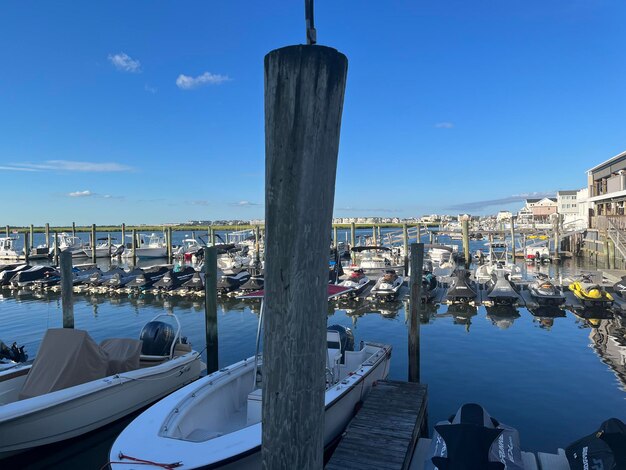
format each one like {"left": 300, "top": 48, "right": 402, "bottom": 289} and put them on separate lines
{"left": 326, "top": 380, "right": 427, "bottom": 470}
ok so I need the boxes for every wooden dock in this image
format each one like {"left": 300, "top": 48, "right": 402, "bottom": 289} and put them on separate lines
{"left": 326, "top": 380, "right": 428, "bottom": 470}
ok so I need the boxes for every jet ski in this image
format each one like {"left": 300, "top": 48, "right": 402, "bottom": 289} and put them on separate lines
{"left": 153, "top": 266, "right": 196, "bottom": 292}
{"left": 129, "top": 266, "right": 170, "bottom": 291}
{"left": 0, "top": 264, "right": 30, "bottom": 286}
{"left": 423, "top": 403, "right": 525, "bottom": 470}
{"left": 10, "top": 266, "right": 57, "bottom": 288}
{"left": 339, "top": 269, "right": 370, "bottom": 298}
{"left": 486, "top": 268, "right": 520, "bottom": 306}
{"left": 105, "top": 268, "right": 144, "bottom": 289}
{"left": 569, "top": 281, "right": 614, "bottom": 308}
{"left": 445, "top": 268, "right": 477, "bottom": 303}
{"left": 527, "top": 279, "right": 565, "bottom": 306}
{"left": 88, "top": 267, "right": 126, "bottom": 286}
{"left": 564, "top": 417, "right": 626, "bottom": 470}
{"left": 612, "top": 274, "right": 626, "bottom": 299}
{"left": 421, "top": 271, "right": 438, "bottom": 303}
{"left": 238, "top": 272, "right": 264, "bottom": 293}
{"left": 180, "top": 271, "right": 205, "bottom": 291}
{"left": 370, "top": 269, "right": 404, "bottom": 300}
{"left": 217, "top": 270, "right": 251, "bottom": 295}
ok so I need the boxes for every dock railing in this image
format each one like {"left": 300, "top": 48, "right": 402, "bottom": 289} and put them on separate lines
{"left": 606, "top": 218, "right": 626, "bottom": 260}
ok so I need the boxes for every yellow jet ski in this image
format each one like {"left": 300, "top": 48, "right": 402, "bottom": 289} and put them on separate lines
{"left": 568, "top": 281, "right": 614, "bottom": 307}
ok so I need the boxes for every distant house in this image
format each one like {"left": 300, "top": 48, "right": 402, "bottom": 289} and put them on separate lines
{"left": 517, "top": 197, "right": 557, "bottom": 223}
{"left": 587, "top": 149, "right": 626, "bottom": 228}
{"left": 496, "top": 211, "right": 512, "bottom": 221}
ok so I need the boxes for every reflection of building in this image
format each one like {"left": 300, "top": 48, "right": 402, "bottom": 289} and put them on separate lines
{"left": 589, "top": 317, "right": 626, "bottom": 391}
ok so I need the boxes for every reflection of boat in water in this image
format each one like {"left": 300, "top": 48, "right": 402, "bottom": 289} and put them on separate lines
{"left": 447, "top": 302, "right": 478, "bottom": 330}
{"left": 528, "top": 306, "right": 566, "bottom": 330}
{"left": 571, "top": 306, "right": 615, "bottom": 324}
{"left": 369, "top": 298, "right": 403, "bottom": 319}
{"left": 588, "top": 316, "right": 626, "bottom": 390}
{"left": 485, "top": 305, "right": 520, "bottom": 329}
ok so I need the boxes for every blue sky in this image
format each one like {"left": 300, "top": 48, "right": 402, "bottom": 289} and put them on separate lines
{"left": 1, "top": 1, "right": 625, "bottom": 225}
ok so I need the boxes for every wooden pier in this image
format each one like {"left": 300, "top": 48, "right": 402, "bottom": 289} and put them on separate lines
{"left": 326, "top": 380, "right": 428, "bottom": 470}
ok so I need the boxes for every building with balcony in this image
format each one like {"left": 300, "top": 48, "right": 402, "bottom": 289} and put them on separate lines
{"left": 588, "top": 149, "right": 626, "bottom": 229}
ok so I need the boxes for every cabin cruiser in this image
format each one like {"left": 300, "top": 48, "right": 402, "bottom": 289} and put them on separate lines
{"left": 0, "top": 314, "right": 204, "bottom": 459}
{"left": 485, "top": 268, "right": 520, "bottom": 306}
{"left": 0, "top": 237, "right": 24, "bottom": 261}
{"left": 339, "top": 268, "right": 370, "bottom": 298}
{"left": 370, "top": 269, "right": 404, "bottom": 300}
{"left": 121, "top": 234, "right": 168, "bottom": 259}
{"left": 174, "top": 238, "right": 204, "bottom": 261}
{"left": 445, "top": 268, "right": 477, "bottom": 303}
{"left": 110, "top": 325, "right": 391, "bottom": 470}
{"left": 527, "top": 279, "right": 565, "bottom": 306}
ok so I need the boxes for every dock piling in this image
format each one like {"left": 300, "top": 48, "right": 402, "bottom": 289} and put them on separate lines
{"left": 350, "top": 222, "right": 356, "bottom": 262}
{"left": 167, "top": 227, "right": 173, "bottom": 263}
{"left": 53, "top": 231, "right": 59, "bottom": 265}
{"left": 91, "top": 224, "right": 97, "bottom": 262}
{"left": 29, "top": 224, "right": 34, "bottom": 249}
{"left": 461, "top": 218, "right": 470, "bottom": 266}
{"left": 72, "top": 222, "right": 76, "bottom": 236}
{"left": 333, "top": 225, "right": 338, "bottom": 249}
{"left": 510, "top": 216, "right": 516, "bottom": 261}
{"left": 204, "top": 246, "right": 219, "bottom": 374}
{"left": 402, "top": 223, "right": 409, "bottom": 276}
{"left": 262, "top": 43, "right": 347, "bottom": 469}
{"left": 23, "top": 231, "right": 30, "bottom": 263}
{"left": 60, "top": 251, "right": 74, "bottom": 328}
{"left": 45, "top": 223, "right": 50, "bottom": 248}
{"left": 4, "top": 225, "right": 8, "bottom": 238}
{"left": 132, "top": 229, "right": 137, "bottom": 264}
{"left": 121, "top": 223, "right": 126, "bottom": 249}
{"left": 408, "top": 242, "right": 424, "bottom": 383}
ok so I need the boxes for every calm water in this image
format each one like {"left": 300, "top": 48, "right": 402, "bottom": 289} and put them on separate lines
{"left": 1, "top": 230, "right": 625, "bottom": 468}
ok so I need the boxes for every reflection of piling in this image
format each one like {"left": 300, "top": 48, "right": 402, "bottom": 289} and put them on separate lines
{"left": 204, "top": 246, "right": 218, "bottom": 374}
{"left": 408, "top": 242, "right": 424, "bottom": 383}
{"left": 60, "top": 251, "right": 74, "bottom": 328}
{"left": 262, "top": 44, "right": 347, "bottom": 469}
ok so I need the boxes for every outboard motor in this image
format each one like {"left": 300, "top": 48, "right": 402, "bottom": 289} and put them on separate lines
{"left": 327, "top": 324, "right": 355, "bottom": 363}
{"left": 0, "top": 341, "right": 28, "bottom": 363}
{"left": 139, "top": 321, "right": 176, "bottom": 357}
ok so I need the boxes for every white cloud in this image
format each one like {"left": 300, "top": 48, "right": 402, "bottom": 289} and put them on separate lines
{"left": 108, "top": 53, "right": 142, "bottom": 73}
{"left": 6, "top": 160, "right": 133, "bottom": 172}
{"left": 231, "top": 200, "right": 259, "bottom": 207}
{"left": 434, "top": 122, "right": 454, "bottom": 129}
{"left": 0, "top": 165, "right": 37, "bottom": 172}
{"left": 176, "top": 72, "right": 230, "bottom": 90}
{"left": 68, "top": 190, "right": 93, "bottom": 198}
{"left": 144, "top": 84, "right": 157, "bottom": 94}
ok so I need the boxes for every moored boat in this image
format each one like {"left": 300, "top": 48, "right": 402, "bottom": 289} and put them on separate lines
{"left": 370, "top": 269, "right": 404, "bottom": 300}
{"left": 527, "top": 279, "right": 565, "bottom": 306}
{"left": 568, "top": 281, "right": 614, "bottom": 308}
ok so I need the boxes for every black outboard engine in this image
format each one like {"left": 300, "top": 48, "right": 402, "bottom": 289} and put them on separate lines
{"left": 140, "top": 321, "right": 176, "bottom": 356}
{"left": 0, "top": 341, "right": 28, "bottom": 362}
{"left": 327, "top": 324, "right": 355, "bottom": 363}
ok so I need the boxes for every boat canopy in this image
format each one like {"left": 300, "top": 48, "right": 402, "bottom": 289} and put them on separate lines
{"left": 351, "top": 246, "right": 391, "bottom": 253}
{"left": 237, "top": 284, "right": 353, "bottom": 300}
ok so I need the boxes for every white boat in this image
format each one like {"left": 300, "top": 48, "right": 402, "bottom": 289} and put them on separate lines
{"left": 345, "top": 246, "right": 404, "bottom": 277}
{"left": 0, "top": 237, "right": 24, "bottom": 261}
{"left": 56, "top": 233, "right": 87, "bottom": 258}
{"left": 338, "top": 269, "right": 370, "bottom": 297}
{"left": 0, "top": 313, "right": 205, "bottom": 459}
{"left": 475, "top": 241, "right": 522, "bottom": 284}
{"left": 370, "top": 269, "right": 405, "bottom": 300}
{"left": 122, "top": 233, "right": 168, "bottom": 259}
{"left": 174, "top": 238, "right": 205, "bottom": 260}
{"left": 110, "top": 326, "right": 391, "bottom": 469}
{"left": 82, "top": 238, "right": 115, "bottom": 258}
{"left": 216, "top": 244, "right": 251, "bottom": 275}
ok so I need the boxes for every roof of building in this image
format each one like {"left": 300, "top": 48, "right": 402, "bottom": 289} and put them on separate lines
{"left": 587, "top": 149, "right": 626, "bottom": 173}
{"left": 557, "top": 190, "right": 578, "bottom": 195}
{"left": 526, "top": 198, "right": 540, "bottom": 203}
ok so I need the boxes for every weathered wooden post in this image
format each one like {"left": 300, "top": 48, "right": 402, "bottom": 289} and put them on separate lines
{"left": 210, "top": 227, "right": 216, "bottom": 246}
{"left": 29, "top": 224, "right": 34, "bottom": 249}
{"left": 132, "top": 229, "right": 137, "bottom": 264}
{"left": 262, "top": 34, "right": 347, "bottom": 469}
{"left": 377, "top": 225, "right": 381, "bottom": 244}
{"left": 333, "top": 224, "right": 338, "bottom": 248}
{"left": 553, "top": 216, "right": 560, "bottom": 262}
{"left": 91, "top": 224, "right": 97, "bottom": 262}
{"left": 72, "top": 221, "right": 76, "bottom": 236}
{"left": 372, "top": 225, "right": 377, "bottom": 245}
{"left": 408, "top": 242, "right": 424, "bottom": 383}
{"left": 522, "top": 233, "right": 527, "bottom": 261}
{"left": 461, "top": 218, "right": 470, "bottom": 266}
{"left": 23, "top": 231, "right": 30, "bottom": 263}
{"left": 510, "top": 216, "right": 516, "bottom": 261}
{"left": 45, "top": 223, "right": 50, "bottom": 248}
{"left": 167, "top": 227, "right": 173, "bottom": 262}
{"left": 53, "top": 231, "right": 59, "bottom": 265}
{"left": 121, "top": 223, "right": 126, "bottom": 249}
{"left": 416, "top": 222, "right": 421, "bottom": 242}
{"left": 608, "top": 238, "right": 615, "bottom": 270}
{"left": 60, "top": 250, "right": 74, "bottom": 328}
{"left": 203, "top": 246, "right": 219, "bottom": 373}
{"left": 108, "top": 233, "right": 112, "bottom": 257}
{"left": 350, "top": 222, "right": 356, "bottom": 262}
{"left": 403, "top": 223, "right": 409, "bottom": 275}
{"left": 4, "top": 225, "right": 8, "bottom": 237}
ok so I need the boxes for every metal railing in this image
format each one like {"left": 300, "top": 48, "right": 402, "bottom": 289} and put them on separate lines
{"left": 606, "top": 218, "right": 626, "bottom": 260}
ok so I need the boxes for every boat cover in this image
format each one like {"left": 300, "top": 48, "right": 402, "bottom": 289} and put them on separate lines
{"left": 19, "top": 329, "right": 108, "bottom": 400}
{"left": 100, "top": 339, "right": 142, "bottom": 375}
{"left": 237, "top": 284, "right": 353, "bottom": 300}
{"left": 565, "top": 418, "right": 626, "bottom": 470}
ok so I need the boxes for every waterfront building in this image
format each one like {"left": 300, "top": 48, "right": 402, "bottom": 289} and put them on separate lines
{"left": 587, "top": 149, "right": 626, "bottom": 229}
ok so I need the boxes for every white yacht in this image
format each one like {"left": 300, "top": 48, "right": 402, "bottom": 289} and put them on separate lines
{"left": 0, "top": 237, "right": 24, "bottom": 261}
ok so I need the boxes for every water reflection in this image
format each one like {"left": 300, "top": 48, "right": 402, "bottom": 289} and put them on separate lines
{"left": 528, "top": 306, "right": 566, "bottom": 330}
{"left": 589, "top": 315, "right": 626, "bottom": 391}
{"left": 485, "top": 305, "right": 521, "bottom": 329}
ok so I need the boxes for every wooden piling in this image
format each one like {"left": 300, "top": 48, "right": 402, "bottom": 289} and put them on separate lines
{"left": 121, "top": 223, "right": 126, "bottom": 249}
{"left": 333, "top": 225, "right": 338, "bottom": 248}
{"left": 510, "top": 216, "right": 516, "bottom": 261}
{"left": 262, "top": 44, "right": 347, "bottom": 470}
{"left": 210, "top": 227, "right": 216, "bottom": 246}
{"left": 203, "top": 246, "right": 219, "bottom": 374}
{"left": 553, "top": 218, "right": 560, "bottom": 262}
{"left": 91, "top": 224, "right": 97, "bottom": 262}
{"left": 416, "top": 223, "right": 421, "bottom": 243}
{"left": 608, "top": 238, "right": 615, "bottom": 270}
{"left": 522, "top": 233, "right": 527, "bottom": 260}
{"left": 45, "top": 223, "right": 50, "bottom": 248}
{"left": 108, "top": 234, "right": 112, "bottom": 257}
{"left": 132, "top": 229, "right": 137, "bottom": 263}
{"left": 372, "top": 226, "right": 377, "bottom": 246}
{"left": 4, "top": 225, "right": 8, "bottom": 238}
{"left": 29, "top": 224, "right": 34, "bottom": 249}
{"left": 350, "top": 222, "right": 356, "bottom": 262}
{"left": 23, "top": 231, "right": 29, "bottom": 263}
{"left": 53, "top": 231, "right": 59, "bottom": 265}
{"left": 255, "top": 225, "right": 261, "bottom": 261}
{"left": 461, "top": 219, "right": 470, "bottom": 266}
{"left": 408, "top": 243, "right": 424, "bottom": 383}
{"left": 167, "top": 227, "right": 173, "bottom": 262}
{"left": 60, "top": 251, "right": 74, "bottom": 328}
{"left": 72, "top": 221, "right": 76, "bottom": 236}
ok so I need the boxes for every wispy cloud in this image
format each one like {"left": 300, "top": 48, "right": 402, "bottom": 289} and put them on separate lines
{"left": 335, "top": 207, "right": 401, "bottom": 213}
{"left": 190, "top": 200, "right": 211, "bottom": 206}
{"left": 434, "top": 122, "right": 454, "bottom": 129}
{"left": 176, "top": 72, "right": 230, "bottom": 90}
{"left": 108, "top": 52, "right": 142, "bottom": 73}
{"left": 446, "top": 191, "right": 556, "bottom": 211}
{"left": 4, "top": 160, "right": 133, "bottom": 172}
{"left": 144, "top": 84, "right": 157, "bottom": 94}
{"left": 68, "top": 190, "right": 93, "bottom": 197}
{"left": 231, "top": 200, "right": 259, "bottom": 207}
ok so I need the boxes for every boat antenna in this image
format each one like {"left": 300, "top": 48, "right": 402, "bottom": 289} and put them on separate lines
{"left": 305, "top": 0, "right": 317, "bottom": 45}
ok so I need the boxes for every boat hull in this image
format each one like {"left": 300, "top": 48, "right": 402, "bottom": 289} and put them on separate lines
{"left": 0, "top": 352, "right": 203, "bottom": 459}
